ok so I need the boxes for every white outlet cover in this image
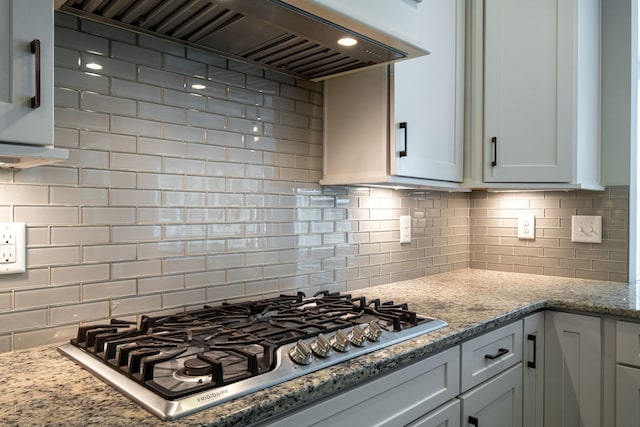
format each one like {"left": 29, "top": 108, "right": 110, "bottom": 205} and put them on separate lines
{"left": 518, "top": 214, "right": 535, "bottom": 240}
{"left": 0, "top": 222, "right": 26, "bottom": 274}
{"left": 571, "top": 215, "right": 602, "bottom": 243}
{"left": 400, "top": 215, "right": 411, "bottom": 243}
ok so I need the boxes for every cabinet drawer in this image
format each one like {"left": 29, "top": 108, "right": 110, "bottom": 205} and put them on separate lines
{"left": 461, "top": 320, "right": 523, "bottom": 392}
{"left": 460, "top": 363, "right": 523, "bottom": 427}
{"left": 264, "top": 346, "right": 460, "bottom": 427}
{"left": 407, "top": 399, "right": 460, "bottom": 427}
{"left": 617, "top": 320, "right": 640, "bottom": 367}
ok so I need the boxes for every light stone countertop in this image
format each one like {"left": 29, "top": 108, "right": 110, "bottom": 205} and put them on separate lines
{"left": 1, "top": 269, "right": 637, "bottom": 427}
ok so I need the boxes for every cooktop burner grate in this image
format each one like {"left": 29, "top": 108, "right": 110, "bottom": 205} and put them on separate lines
{"left": 59, "top": 291, "right": 447, "bottom": 420}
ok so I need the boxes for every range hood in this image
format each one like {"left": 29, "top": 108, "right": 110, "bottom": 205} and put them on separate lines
{"left": 57, "top": 0, "right": 428, "bottom": 81}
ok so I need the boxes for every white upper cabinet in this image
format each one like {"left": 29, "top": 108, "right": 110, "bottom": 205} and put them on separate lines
{"left": 0, "top": 0, "right": 54, "bottom": 147}
{"left": 321, "top": 0, "right": 465, "bottom": 189}
{"left": 466, "top": 0, "right": 602, "bottom": 190}
{"left": 393, "top": 0, "right": 464, "bottom": 183}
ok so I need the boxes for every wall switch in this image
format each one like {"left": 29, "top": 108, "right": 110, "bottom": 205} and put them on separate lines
{"left": 0, "top": 222, "right": 26, "bottom": 274}
{"left": 400, "top": 215, "right": 411, "bottom": 243}
{"left": 518, "top": 214, "right": 535, "bottom": 240}
{"left": 571, "top": 215, "right": 602, "bottom": 243}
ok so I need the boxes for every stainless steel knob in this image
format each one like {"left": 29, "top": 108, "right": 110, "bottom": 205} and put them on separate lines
{"left": 330, "top": 329, "right": 351, "bottom": 352}
{"left": 348, "top": 325, "right": 367, "bottom": 347}
{"left": 364, "top": 321, "right": 382, "bottom": 342}
{"left": 289, "top": 340, "right": 313, "bottom": 365}
{"left": 310, "top": 333, "right": 333, "bottom": 358}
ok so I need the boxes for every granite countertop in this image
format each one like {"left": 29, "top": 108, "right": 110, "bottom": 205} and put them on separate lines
{"left": 1, "top": 269, "right": 638, "bottom": 427}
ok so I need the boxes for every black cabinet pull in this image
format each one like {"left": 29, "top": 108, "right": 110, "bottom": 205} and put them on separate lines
{"left": 30, "top": 39, "right": 41, "bottom": 109}
{"left": 399, "top": 122, "right": 408, "bottom": 157}
{"left": 484, "top": 347, "right": 509, "bottom": 360}
{"left": 527, "top": 334, "right": 537, "bottom": 368}
{"left": 469, "top": 416, "right": 479, "bottom": 426}
{"left": 491, "top": 136, "right": 497, "bottom": 166}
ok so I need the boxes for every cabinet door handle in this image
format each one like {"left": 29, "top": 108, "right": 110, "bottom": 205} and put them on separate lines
{"left": 399, "top": 122, "right": 408, "bottom": 157}
{"left": 30, "top": 39, "right": 41, "bottom": 109}
{"left": 469, "top": 416, "right": 479, "bottom": 426}
{"left": 491, "top": 136, "right": 497, "bottom": 167}
{"left": 484, "top": 347, "right": 509, "bottom": 360}
{"left": 527, "top": 334, "right": 537, "bottom": 368}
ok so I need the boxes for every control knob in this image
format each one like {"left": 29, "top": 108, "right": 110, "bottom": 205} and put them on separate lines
{"left": 289, "top": 340, "right": 313, "bottom": 365}
{"left": 310, "top": 333, "right": 333, "bottom": 358}
{"left": 348, "top": 325, "right": 367, "bottom": 347}
{"left": 364, "top": 321, "right": 382, "bottom": 342}
{"left": 330, "top": 329, "right": 351, "bottom": 352}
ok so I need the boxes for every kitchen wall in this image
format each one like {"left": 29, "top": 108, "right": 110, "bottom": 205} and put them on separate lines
{"left": 470, "top": 188, "right": 629, "bottom": 282}
{"left": 0, "top": 14, "right": 629, "bottom": 353}
{"left": 0, "top": 14, "right": 470, "bottom": 352}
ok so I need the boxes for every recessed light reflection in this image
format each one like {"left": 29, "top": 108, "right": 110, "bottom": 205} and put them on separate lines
{"left": 338, "top": 37, "right": 357, "bottom": 47}
{"left": 191, "top": 84, "right": 206, "bottom": 90}
{"left": 85, "top": 62, "right": 103, "bottom": 70}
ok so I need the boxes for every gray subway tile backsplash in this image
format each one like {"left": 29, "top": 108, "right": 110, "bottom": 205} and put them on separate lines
{"left": 0, "top": 13, "right": 629, "bottom": 353}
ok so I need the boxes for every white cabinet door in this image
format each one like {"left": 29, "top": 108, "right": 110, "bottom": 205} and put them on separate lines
{"left": 482, "top": 0, "right": 600, "bottom": 185}
{"left": 0, "top": 0, "right": 54, "bottom": 147}
{"left": 544, "top": 312, "right": 602, "bottom": 427}
{"left": 407, "top": 399, "right": 460, "bottom": 427}
{"left": 460, "top": 363, "right": 523, "bottom": 427}
{"left": 615, "top": 321, "right": 640, "bottom": 427}
{"left": 321, "top": 0, "right": 464, "bottom": 187}
{"left": 616, "top": 364, "right": 640, "bottom": 426}
{"left": 617, "top": 321, "right": 640, "bottom": 367}
{"left": 523, "top": 313, "right": 544, "bottom": 427}
{"left": 392, "top": 0, "right": 464, "bottom": 182}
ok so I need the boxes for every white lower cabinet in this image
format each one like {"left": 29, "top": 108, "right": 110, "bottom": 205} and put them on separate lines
{"left": 261, "top": 312, "right": 618, "bottom": 427}
{"left": 616, "top": 365, "right": 640, "bottom": 427}
{"left": 616, "top": 320, "right": 640, "bottom": 427}
{"left": 261, "top": 346, "right": 460, "bottom": 427}
{"left": 459, "top": 321, "right": 524, "bottom": 427}
{"left": 460, "top": 363, "right": 523, "bottom": 427}
{"left": 523, "top": 313, "right": 544, "bottom": 427}
{"left": 544, "top": 311, "right": 602, "bottom": 427}
{"left": 406, "top": 399, "right": 461, "bottom": 427}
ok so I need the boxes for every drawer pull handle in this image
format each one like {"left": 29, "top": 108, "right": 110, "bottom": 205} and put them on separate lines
{"left": 469, "top": 416, "right": 479, "bottom": 426}
{"left": 484, "top": 347, "right": 509, "bottom": 360}
{"left": 527, "top": 334, "right": 537, "bottom": 368}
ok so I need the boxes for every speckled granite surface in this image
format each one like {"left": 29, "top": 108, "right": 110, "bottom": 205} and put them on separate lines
{"left": 1, "top": 270, "right": 637, "bottom": 427}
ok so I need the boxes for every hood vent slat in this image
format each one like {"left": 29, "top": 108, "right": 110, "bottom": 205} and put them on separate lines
{"left": 60, "top": 0, "right": 424, "bottom": 80}
{"left": 101, "top": 0, "right": 136, "bottom": 18}
{"left": 184, "top": 11, "right": 243, "bottom": 43}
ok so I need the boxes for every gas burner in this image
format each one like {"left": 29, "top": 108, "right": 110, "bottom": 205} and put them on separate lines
{"left": 59, "top": 292, "right": 447, "bottom": 420}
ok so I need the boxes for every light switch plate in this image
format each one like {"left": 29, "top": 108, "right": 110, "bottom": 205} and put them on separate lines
{"left": 571, "top": 215, "right": 602, "bottom": 243}
{"left": 518, "top": 214, "right": 535, "bottom": 240}
{"left": 400, "top": 215, "right": 411, "bottom": 243}
{"left": 0, "top": 222, "right": 26, "bottom": 274}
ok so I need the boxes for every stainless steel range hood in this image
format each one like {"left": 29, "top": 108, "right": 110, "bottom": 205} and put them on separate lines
{"left": 57, "top": 0, "right": 428, "bottom": 80}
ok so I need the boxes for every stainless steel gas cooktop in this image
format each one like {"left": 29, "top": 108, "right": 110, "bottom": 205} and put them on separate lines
{"left": 58, "top": 291, "right": 447, "bottom": 420}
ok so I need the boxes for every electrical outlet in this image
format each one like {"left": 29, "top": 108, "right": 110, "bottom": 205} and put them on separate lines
{"left": 571, "top": 215, "right": 602, "bottom": 243}
{"left": 400, "top": 215, "right": 411, "bottom": 243}
{"left": 518, "top": 214, "right": 535, "bottom": 240}
{"left": 0, "top": 222, "right": 26, "bottom": 274}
